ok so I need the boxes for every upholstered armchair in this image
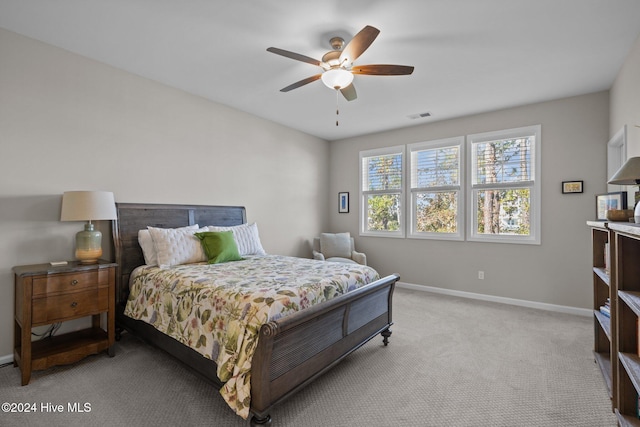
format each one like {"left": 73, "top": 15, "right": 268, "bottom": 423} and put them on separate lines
{"left": 312, "top": 232, "right": 367, "bottom": 265}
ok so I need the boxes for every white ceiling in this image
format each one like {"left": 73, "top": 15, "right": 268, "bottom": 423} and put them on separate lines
{"left": 2, "top": 0, "right": 640, "bottom": 141}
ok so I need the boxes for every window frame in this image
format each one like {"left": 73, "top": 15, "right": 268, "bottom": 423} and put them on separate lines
{"left": 466, "top": 125, "right": 541, "bottom": 245}
{"left": 359, "top": 145, "right": 405, "bottom": 238}
{"left": 407, "top": 136, "right": 465, "bottom": 241}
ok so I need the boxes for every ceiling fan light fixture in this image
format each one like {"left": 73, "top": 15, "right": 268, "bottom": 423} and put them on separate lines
{"left": 267, "top": 25, "right": 413, "bottom": 104}
{"left": 321, "top": 68, "right": 353, "bottom": 90}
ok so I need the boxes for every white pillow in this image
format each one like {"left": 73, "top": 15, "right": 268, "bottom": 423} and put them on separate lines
{"left": 147, "top": 224, "right": 205, "bottom": 268}
{"left": 138, "top": 229, "right": 158, "bottom": 266}
{"left": 206, "top": 222, "right": 266, "bottom": 256}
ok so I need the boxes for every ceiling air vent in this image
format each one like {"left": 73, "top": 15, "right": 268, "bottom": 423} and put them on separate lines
{"left": 407, "top": 112, "right": 432, "bottom": 120}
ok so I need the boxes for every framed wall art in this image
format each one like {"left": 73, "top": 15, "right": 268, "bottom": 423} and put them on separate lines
{"left": 562, "top": 180, "right": 583, "bottom": 194}
{"left": 338, "top": 192, "right": 349, "bottom": 213}
{"left": 595, "top": 192, "right": 627, "bottom": 220}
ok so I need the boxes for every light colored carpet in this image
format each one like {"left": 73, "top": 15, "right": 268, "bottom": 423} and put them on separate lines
{"left": 0, "top": 288, "right": 616, "bottom": 426}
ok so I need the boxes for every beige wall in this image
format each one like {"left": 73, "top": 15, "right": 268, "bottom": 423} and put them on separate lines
{"left": 0, "top": 29, "right": 329, "bottom": 358}
{"left": 329, "top": 91, "right": 610, "bottom": 309}
{"left": 610, "top": 33, "right": 640, "bottom": 155}
{"left": 609, "top": 33, "right": 640, "bottom": 244}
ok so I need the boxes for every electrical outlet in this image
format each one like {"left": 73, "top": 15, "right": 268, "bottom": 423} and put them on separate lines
{"left": 478, "top": 271, "right": 485, "bottom": 280}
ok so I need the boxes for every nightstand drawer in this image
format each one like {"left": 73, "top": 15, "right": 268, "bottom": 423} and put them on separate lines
{"left": 32, "top": 270, "right": 107, "bottom": 296}
{"left": 32, "top": 287, "right": 108, "bottom": 324}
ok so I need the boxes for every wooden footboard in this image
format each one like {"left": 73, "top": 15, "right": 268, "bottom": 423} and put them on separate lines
{"left": 116, "top": 273, "right": 398, "bottom": 425}
{"left": 250, "top": 273, "right": 398, "bottom": 425}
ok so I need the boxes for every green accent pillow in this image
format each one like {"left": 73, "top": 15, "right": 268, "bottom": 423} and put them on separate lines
{"left": 195, "top": 231, "right": 243, "bottom": 264}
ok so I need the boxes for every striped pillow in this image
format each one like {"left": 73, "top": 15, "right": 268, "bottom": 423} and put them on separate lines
{"left": 206, "top": 222, "right": 266, "bottom": 256}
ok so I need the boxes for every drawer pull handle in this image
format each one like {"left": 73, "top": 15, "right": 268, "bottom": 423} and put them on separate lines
{"left": 70, "top": 302, "right": 78, "bottom": 308}
{"left": 71, "top": 279, "right": 79, "bottom": 286}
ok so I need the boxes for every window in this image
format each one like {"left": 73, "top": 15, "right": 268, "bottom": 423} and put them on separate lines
{"left": 467, "top": 125, "right": 541, "bottom": 244}
{"left": 358, "top": 125, "right": 541, "bottom": 244}
{"left": 360, "top": 146, "right": 405, "bottom": 237}
{"left": 408, "top": 137, "right": 464, "bottom": 240}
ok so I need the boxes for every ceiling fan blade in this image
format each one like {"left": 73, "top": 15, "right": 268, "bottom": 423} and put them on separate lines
{"left": 267, "top": 47, "right": 323, "bottom": 67}
{"left": 351, "top": 64, "right": 415, "bottom": 76}
{"left": 280, "top": 74, "right": 322, "bottom": 92}
{"left": 339, "top": 25, "right": 380, "bottom": 65}
{"left": 340, "top": 84, "right": 357, "bottom": 101}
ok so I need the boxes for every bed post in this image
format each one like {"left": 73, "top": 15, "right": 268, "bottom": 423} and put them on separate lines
{"left": 381, "top": 328, "right": 392, "bottom": 346}
{"left": 250, "top": 414, "right": 272, "bottom": 426}
{"left": 250, "top": 322, "right": 276, "bottom": 425}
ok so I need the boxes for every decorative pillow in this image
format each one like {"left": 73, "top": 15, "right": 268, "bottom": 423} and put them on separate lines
{"left": 206, "top": 222, "right": 266, "bottom": 256}
{"left": 140, "top": 226, "right": 201, "bottom": 266}
{"left": 195, "top": 231, "right": 243, "bottom": 264}
{"left": 138, "top": 229, "right": 159, "bottom": 266}
{"left": 320, "top": 232, "right": 352, "bottom": 259}
{"left": 147, "top": 224, "right": 205, "bottom": 268}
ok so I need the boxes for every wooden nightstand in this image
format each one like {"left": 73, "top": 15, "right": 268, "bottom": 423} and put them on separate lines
{"left": 13, "top": 260, "right": 116, "bottom": 385}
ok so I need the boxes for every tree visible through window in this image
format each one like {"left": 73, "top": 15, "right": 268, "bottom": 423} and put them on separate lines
{"left": 469, "top": 125, "right": 540, "bottom": 244}
{"left": 358, "top": 125, "right": 540, "bottom": 244}
{"left": 360, "top": 146, "right": 404, "bottom": 237}
{"left": 409, "top": 137, "right": 464, "bottom": 239}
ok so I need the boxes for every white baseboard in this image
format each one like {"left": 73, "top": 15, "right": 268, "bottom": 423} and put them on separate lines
{"left": 0, "top": 353, "right": 14, "bottom": 366}
{"left": 396, "top": 281, "right": 592, "bottom": 317}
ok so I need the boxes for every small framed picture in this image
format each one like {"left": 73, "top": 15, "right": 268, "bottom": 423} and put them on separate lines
{"left": 338, "top": 192, "right": 349, "bottom": 213}
{"left": 596, "top": 192, "right": 627, "bottom": 220}
{"left": 562, "top": 180, "right": 583, "bottom": 194}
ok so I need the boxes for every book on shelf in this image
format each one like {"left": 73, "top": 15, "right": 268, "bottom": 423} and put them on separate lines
{"left": 600, "top": 298, "right": 611, "bottom": 318}
{"left": 604, "top": 242, "right": 609, "bottom": 274}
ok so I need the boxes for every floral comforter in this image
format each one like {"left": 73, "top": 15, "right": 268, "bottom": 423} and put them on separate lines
{"left": 123, "top": 255, "right": 380, "bottom": 419}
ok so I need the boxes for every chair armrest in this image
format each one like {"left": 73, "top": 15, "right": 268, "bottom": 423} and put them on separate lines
{"left": 312, "top": 250, "right": 325, "bottom": 261}
{"left": 351, "top": 251, "right": 366, "bottom": 265}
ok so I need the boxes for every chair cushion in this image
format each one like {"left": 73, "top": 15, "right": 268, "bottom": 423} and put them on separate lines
{"left": 326, "top": 256, "right": 358, "bottom": 264}
{"left": 320, "top": 232, "right": 351, "bottom": 259}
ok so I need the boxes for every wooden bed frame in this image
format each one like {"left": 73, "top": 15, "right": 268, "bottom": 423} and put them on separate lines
{"left": 112, "top": 203, "right": 399, "bottom": 426}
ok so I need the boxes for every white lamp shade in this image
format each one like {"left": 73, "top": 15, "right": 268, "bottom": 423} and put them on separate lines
{"left": 321, "top": 68, "right": 354, "bottom": 90}
{"left": 608, "top": 157, "right": 640, "bottom": 224}
{"left": 608, "top": 157, "right": 640, "bottom": 185}
{"left": 60, "top": 191, "right": 117, "bottom": 221}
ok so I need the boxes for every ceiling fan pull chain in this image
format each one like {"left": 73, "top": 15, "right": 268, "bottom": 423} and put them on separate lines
{"left": 336, "top": 89, "right": 340, "bottom": 126}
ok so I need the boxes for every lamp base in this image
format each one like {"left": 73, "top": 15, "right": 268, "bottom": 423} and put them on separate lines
{"left": 75, "top": 223, "right": 103, "bottom": 264}
{"left": 635, "top": 201, "right": 640, "bottom": 224}
{"left": 75, "top": 248, "right": 102, "bottom": 264}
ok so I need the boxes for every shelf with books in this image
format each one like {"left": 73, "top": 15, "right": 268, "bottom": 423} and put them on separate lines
{"left": 610, "top": 222, "right": 640, "bottom": 424}
{"left": 588, "top": 221, "right": 616, "bottom": 405}
{"left": 595, "top": 309, "right": 611, "bottom": 336}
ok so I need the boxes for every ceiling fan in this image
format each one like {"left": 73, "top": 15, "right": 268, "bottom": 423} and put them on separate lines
{"left": 266, "top": 25, "right": 414, "bottom": 103}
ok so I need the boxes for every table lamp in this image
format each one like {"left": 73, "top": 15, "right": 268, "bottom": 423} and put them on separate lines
{"left": 608, "top": 157, "right": 640, "bottom": 223}
{"left": 60, "top": 191, "right": 117, "bottom": 263}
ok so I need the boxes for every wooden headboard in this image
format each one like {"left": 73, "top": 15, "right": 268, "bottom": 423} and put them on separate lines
{"left": 111, "top": 203, "right": 246, "bottom": 310}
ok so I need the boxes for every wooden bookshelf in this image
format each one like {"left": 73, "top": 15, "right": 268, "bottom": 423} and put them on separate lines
{"left": 588, "top": 221, "right": 616, "bottom": 407}
{"left": 610, "top": 222, "right": 640, "bottom": 424}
